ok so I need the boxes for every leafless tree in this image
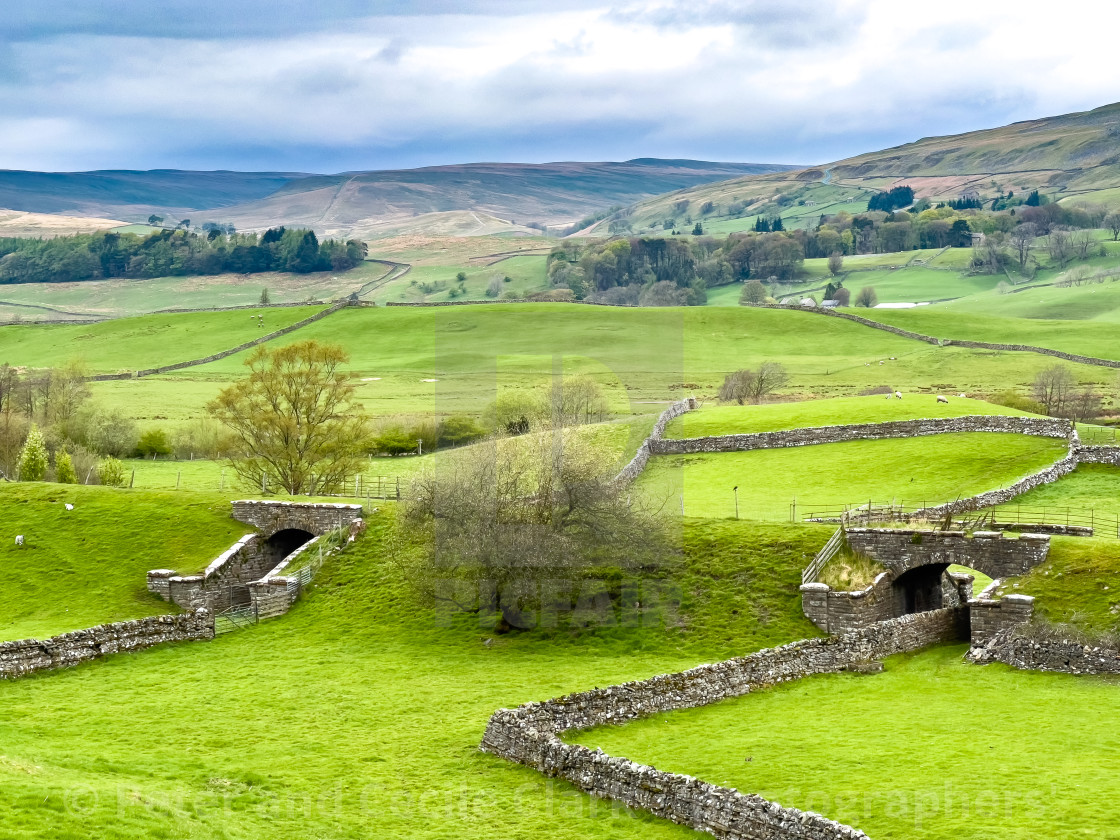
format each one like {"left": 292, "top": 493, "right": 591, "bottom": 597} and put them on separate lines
{"left": 1009, "top": 223, "right": 1037, "bottom": 271}
{"left": 1071, "top": 229, "right": 1095, "bottom": 261}
{"left": 1105, "top": 212, "right": 1120, "bottom": 242}
{"left": 1031, "top": 365, "right": 1076, "bottom": 416}
{"left": 1047, "top": 227, "right": 1072, "bottom": 268}
{"left": 719, "top": 362, "right": 790, "bottom": 405}
{"left": 398, "top": 428, "right": 675, "bottom": 631}
{"left": 1068, "top": 385, "right": 1103, "bottom": 422}
{"left": 827, "top": 252, "right": 844, "bottom": 276}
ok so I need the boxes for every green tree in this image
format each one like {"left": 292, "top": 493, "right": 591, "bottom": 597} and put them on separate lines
{"left": 455, "top": 271, "right": 467, "bottom": 284}
{"left": 55, "top": 449, "right": 77, "bottom": 484}
{"left": 260, "top": 287, "right": 271, "bottom": 305}
{"left": 692, "top": 222, "right": 703, "bottom": 236}
{"left": 98, "top": 456, "right": 126, "bottom": 487}
{"left": 137, "top": 428, "right": 172, "bottom": 459}
{"left": 147, "top": 214, "right": 164, "bottom": 226}
{"left": 828, "top": 251, "right": 844, "bottom": 276}
{"left": 208, "top": 340, "right": 371, "bottom": 495}
{"left": 739, "top": 278, "right": 767, "bottom": 305}
{"left": 18, "top": 424, "right": 48, "bottom": 481}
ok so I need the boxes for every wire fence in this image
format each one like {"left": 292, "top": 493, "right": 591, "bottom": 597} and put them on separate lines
{"left": 798, "top": 500, "right": 1119, "bottom": 537}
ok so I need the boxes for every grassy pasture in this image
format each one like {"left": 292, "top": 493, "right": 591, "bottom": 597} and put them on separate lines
{"left": 49, "top": 302, "right": 1118, "bottom": 427}
{"left": 838, "top": 267, "right": 998, "bottom": 303}
{"left": 637, "top": 433, "right": 1068, "bottom": 520}
{"left": 569, "top": 644, "right": 1120, "bottom": 840}
{"left": 0, "top": 305, "right": 325, "bottom": 372}
{"left": 987, "top": 463, "right": 1120, "bottom": 520}
{"left": 0, "top": 510, "right": 834, "bottom": 839}
{"left": 665, "top": 396, "right": 1032, "bottom": 438}
{"left": 0, "top": 265, "right": 384, "bottom": 318}
{"left": 0, "top": 484, "right": 249, "bottom": 641}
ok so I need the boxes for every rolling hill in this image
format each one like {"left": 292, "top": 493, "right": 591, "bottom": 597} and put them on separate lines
{"left": 599, "top": 101, "right": 1120, "bottom": 235}
{"left": 0, "top": 160, "right": 797, "bottom": 238}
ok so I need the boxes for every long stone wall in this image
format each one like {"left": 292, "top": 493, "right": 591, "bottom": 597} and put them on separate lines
{"left": 0, "top": 611, "right": 213, "bottom": 679}
{"left": 480, "top": 609, "right": 965, "bottom": 840}
{"left": 87, "top": 299, "right": 350, "bottom": 382}
{"left": 1074, "top": 444, "right": 1120, "bottom": 465}
{"left": 613, "top": 397, "right": 696, "bottom": 484}
{"left": 750, "top": 303, "right": 1120, "bottom": 370}
{"left": 653, "top": 415, "right": 1072, "bottom": 456}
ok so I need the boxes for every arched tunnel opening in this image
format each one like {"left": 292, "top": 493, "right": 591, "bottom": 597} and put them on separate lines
{"left": 263, "top": 528, "right": 315, "bottom": 571}
{"left": 891, "top": 563, "right": 982, "bottom": 618}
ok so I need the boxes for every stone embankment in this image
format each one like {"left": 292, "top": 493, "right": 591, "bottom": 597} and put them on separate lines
{"left": 0, "top": 612, "right": 213, "bottom": 679}
{"left": 969, "top": 628, "right": 1120, "bottom": 675}
{"left": 481, "top": 609, "right": 964, "bottom": 840}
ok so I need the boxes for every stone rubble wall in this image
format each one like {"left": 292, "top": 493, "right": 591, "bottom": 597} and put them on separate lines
{"left": 968, "top": 620, "right": 1120, "bottom": 675}
{"left": 652, "top": 415, "right": 1072, "bottom": 456}
{"left": 480, "top": 609, "right": 964, "bottom": 840}
{"left": 844, "top": 528, "right": 1051, "bottom": 579}
{"left": 0, "top": 611, "right": 214, "bottom": 679}
{"left": 613, "top": 397, "right": 696, "bottom": 484}
{"left": 799, "top": 573, "right": 898, "bottom": 635}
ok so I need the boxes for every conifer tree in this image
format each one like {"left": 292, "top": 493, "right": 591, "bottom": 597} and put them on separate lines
{"left": 55, "top": 449, "right": 77, "bottom": 484}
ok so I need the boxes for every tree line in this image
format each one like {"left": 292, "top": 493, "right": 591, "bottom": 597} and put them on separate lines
{"left": 0, "top": 226, "right": 367, "bottom": 284}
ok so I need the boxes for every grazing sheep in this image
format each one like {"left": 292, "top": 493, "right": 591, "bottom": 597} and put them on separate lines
{"left": 937, "top": 395, "right": 949, "bottom": 404}
{"left": 885, "top": 392, "right": 892, "bottom": 399}
{"left": 894, "top": 391, "right": 903, "bottom": 400}
{"left": 958, "top": 393, "right": 966, "bottom": 398}
{"left": 14, "top": 535, "right": 23, "bottom": 546}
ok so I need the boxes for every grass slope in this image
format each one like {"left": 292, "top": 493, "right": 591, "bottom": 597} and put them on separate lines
{"left": 569, "top": 644, "right": 1120, "bottom": 840}
{"left": 638, "top": 433, "right": 1068, "bottom": 519}
{"left": 0, "top": 484, "right": 249, "bottom": 641}
{"left": 0, "top": 305, "right": 326, "bottom": 372}
{"left": 0, "top": 513, "right": 830, "bottom": 839}
{"left": 665, "top": 396, "right": 1033, "bottom": 438}
{"left": 1017, "top": 535, "right": 1120, "bottom": 630}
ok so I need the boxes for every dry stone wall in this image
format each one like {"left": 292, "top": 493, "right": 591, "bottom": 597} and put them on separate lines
{"left": 0, "top": 611, "right": 213, "bottom": 679}
{"left": 968, "top": 594, "right": 1035, "bottom": 643}
{"left": 653, "top": 415, "right": 1072, "bottom": 456}
{"left": 1074, "top": 444, "right": 1120, "bottom": 465}
{"left": 481, "top": 609, "right": 965, "bottom": 840}
{"left": 613, "top": 397, "right": 696, "bottom": 484}
{"left": 751, "top": 303, "right": 1120, "bottom": 370}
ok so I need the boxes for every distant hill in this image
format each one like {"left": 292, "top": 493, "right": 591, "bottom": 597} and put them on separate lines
{"left": 0, "top": 170, "right": 305, "bottom": 220}
{"left": 209, "top": 159, "right": 798, "bottom": 237}
{"left": 602, "top": 101, "right": 1120, "bottom": 235}
{"left": 0, "top": 160, "right": 797, "bottom": 238}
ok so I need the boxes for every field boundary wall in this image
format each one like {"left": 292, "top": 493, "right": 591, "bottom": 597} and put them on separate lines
{"left": 613, "top": 397, "right": 696, "bottom": 483}
{"left": 0, "top": 611, "right": 213, "bottom": 679}
{"left": 480, "top": 609, "right": 964, "bottom": 840}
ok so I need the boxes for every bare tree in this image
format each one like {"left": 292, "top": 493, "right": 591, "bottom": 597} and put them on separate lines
{"left": 1071, "top": 229, "right": 1095, "bottom": 261}
{"left": 1105, "top": 212, "right": 1120, "bottom": 242}
{"left": 550, "top": 375, "right": 609, "bottom": 426}
{"left": 827, "top": 252, "right": 844, "bottom": 276}
{"left": 1031, "top": 365, "right": 1076, "bottom": 417}
{"left": 855, "top": 286, "right": 878, "bottom": 308}
{"left": 1009, "top": 223, "right": 1037, "bottom": 271}
{"left": 398, "top": 429, "right": 675, "bottom": 631}
{"left": 1068, "top": 386, "right": 1103, "bottom": 422}
{"left": 1047, "top": 227, "right": 1072, "bottom": 268}
{"left": 719, "top": 362, "right": 790, "bottom": 405}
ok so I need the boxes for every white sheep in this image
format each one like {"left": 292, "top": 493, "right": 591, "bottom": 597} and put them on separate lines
{"left": 14, "top": 535, "right": 23, "bottom": 546}
{"left": 958, "top": 393, "right": 966, "bottom": 398}
{"left": 937, "top": 395, "right": 949, "bottom": 404}
{"left": 885, "top": 392, "right": 892, "bottom": 399}
{"left": 894, "top": 391, "right": 903, "bottom": 400}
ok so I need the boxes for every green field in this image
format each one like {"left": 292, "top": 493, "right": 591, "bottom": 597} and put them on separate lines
{"left": 665, "top": 396, "right": 1034, "bottom": 438}
{"left": 1017, "top": 534, "right": 1120, "bottom": 629}
{"left": 0, "top": 484, "right": 249, "bottom": 641}
{"left": 569, "top": 643, "right": 1120, "bottom": 840}
{"left": 0, "top": 305, "right": 326, "bottom": 372}
{"left": 638, "top": 433, "right": 1068, "bottom": 519}
{"left": 0, "top": 509, "right": 834, "bottom": 839}
{"left": 987, "top": 463, "right": 1120, "bottom": 520}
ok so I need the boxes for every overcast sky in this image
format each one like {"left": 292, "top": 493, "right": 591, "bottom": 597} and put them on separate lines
{"left": 2, "top": 0, "right": 1116, "bottom": 173}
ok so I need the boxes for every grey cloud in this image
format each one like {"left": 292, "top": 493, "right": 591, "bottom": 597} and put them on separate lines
{"left": 612, "top": 0, "right": 867, "bottom": 48}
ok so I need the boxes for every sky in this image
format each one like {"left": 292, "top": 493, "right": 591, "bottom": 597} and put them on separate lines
{"left": 2, "top": 0, "right": 1117, "bottom": 173}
